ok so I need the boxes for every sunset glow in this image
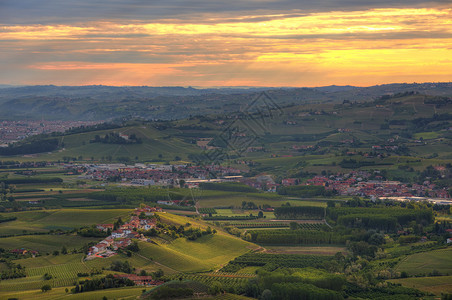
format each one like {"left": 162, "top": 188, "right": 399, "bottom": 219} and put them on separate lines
{"left": 1, "top": 6, "right": 451, "bottom": 86}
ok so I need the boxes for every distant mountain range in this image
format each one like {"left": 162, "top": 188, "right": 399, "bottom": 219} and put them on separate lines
{"left": 0, "top": 82, "right": 451, "bottom": 121}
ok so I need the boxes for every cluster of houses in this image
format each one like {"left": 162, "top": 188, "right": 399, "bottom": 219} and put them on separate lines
{"left": 237, "top": 170, "right": 450, "bottom": 201}
{"left": 0, "top": 120, "right": 101, "bottom": 146}
{"left": 69, "top": 163, "right": 242, "bottom": 186}
{"left": 87, "top": 206, "right": 162, "bottom": 258}
{"left": 10, "top": 248, "right": 39, "bottom": 257}
{"left": 303, "top": 172, "right": 450, "bottom": 199}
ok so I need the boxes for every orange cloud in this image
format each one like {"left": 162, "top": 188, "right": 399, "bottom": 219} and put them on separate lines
{"left": 1, "top": 8, "right": 451, "bottom": 86}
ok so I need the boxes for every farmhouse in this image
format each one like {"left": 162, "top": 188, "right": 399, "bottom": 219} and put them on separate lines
{"left": 96, "top": 224, "right": 114, "bottom": 232}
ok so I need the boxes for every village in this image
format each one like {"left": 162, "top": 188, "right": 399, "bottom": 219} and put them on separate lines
{"left": 64, "top": 163, "right": 451, "bottom": 204}
{"left": 0, "top": 120, "right": 102, "bottom": 146}
{"left": 87, "top": 205, "right": 162, "bottom": 259}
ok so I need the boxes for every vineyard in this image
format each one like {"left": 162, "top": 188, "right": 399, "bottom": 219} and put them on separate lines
{"left": 203, "top": 216, "right": 258, "bottom": 221}
{"left": 224, "top": 253, "right": 332, "bottom": 269}
{"left": 228, "top": 222, "right": 289, "bottom": 229}
{"left": 163, "top": 273, "right": 250, "bottom": 291}
{"left": 327, "top": 207, "right": 434, "bottom": 232}
{"left": 274, "top": 206, "right": 325, "bottom": 220}
{"left": 246, "top": 229, "right": 348, "bottom": 245}
{"left": 223, "top": 222, "right": 325, "bottom": 229}
{"left": 199, "top": 208, "right": 218, "bottom": 214}
{"left": 0, "top": 262, "right": 90, "bottom": 292}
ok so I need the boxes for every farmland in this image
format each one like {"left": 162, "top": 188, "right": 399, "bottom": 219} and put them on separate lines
{"left": 389, "top": 276, "right": 452, "bottom": 295}
{"left": 394, "top": 247, "right": 452, "bottom": 276}
{"left": 0, "top": 208, "right": 132, "bottom": 236}
{"left": 0, "top": 88, "right": 451, "bottom": 299}
{"left": 0, "top": 235, "right": 99, "bottom": 253}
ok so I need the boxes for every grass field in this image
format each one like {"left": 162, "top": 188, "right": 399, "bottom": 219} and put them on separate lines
{"left": 138, "top": 233, "right": 257, "bottom": 273}
{"left": 0, "top": 252, "right": 167, "bottom": 294}
{"left": 263, "top": 245, "right": 347, "bottom": 256}
{"left": 18, "top": 125, "right": 202, "bottom": 162}
{"left": 389, "top": 275, "right": 452, "bottom": 295}
{"left": 0, "top": 235, "right": 100, "bottom": 253}
{"left": 0, "top": 286, "right": 146, "bottom": 300}
{"left": 197, "top": 194, "right": 327, "bottom": 209}
{"left": 394, "top": 247, "right": 452, "bottom": 276}
{"left": 0, "top": 208, "right": 132, "bottom": 235}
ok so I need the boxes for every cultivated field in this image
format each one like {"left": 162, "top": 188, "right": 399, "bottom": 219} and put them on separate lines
{"left": 394, "top": 247, "right": 452, "bottom": 276}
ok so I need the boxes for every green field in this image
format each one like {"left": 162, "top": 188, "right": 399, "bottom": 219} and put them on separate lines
{"left": 263, "top": 245, "right": 347, "bottom": 256}
{"left": 0, "top": 208, "right": 132, "bottom": 235}
{"left": 197, "top": 194, "right": 327, "bottom": 209}
{"left": 394, "top": 247, "right": 452, "bottom": 276}
{"left": 0, "top": 286, "right": 146, "bottom": 300}
{"left": 138, "top": 233, "right": 258, "bottom": 273}
{"left": 0, "top": 235, "right": 100, "bottom": 253}
{"left": 15, "top": 125, "right": 202, "bottom": 162}
{"left": 389, "top": 275, "right": 452, "bottom": 295}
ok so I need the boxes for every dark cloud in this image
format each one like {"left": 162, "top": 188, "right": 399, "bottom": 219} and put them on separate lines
{"left": 0, "top": 0, "right": 450, "bottom": 24}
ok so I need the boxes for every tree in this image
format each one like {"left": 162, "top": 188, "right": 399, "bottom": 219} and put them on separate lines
{"left": 208, "top": 281, "right": 223, "bottom": 295}
{"left": 261, "top": 289, "right": 272, "bottom": 300}
{"left": 290, "top": 222, "right": 299, "bottom": 230}
{"left": 152, "top": 269, "right": 164, "bottom": 279}
{"left": 258, "top": 211, "right": 264, "bottom": 218}
{"left": 61, "top": 245, "right": 68, "bottom": 255}
{"left": 41, "top": 284, "right": 52, "bottom": 292}
{"left": 327, "top": 200, "right": 336, "bottom": 208}
{"left": 179, "top": 179, "right": 186, "bottom": 188}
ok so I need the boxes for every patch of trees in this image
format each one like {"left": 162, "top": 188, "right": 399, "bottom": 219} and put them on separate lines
{"left": 337, "top": 214, "right": 397, "bottom": 232}
{"left": 0, "top": 215, "right": 17, "bottom": 223}
{"left": 338, "top": 159, "right": 386, "bottom": 169}
{"left": 274, "top": 206, "right": 324, "bottom": 220}
{"left": 183, "top": 226, "right": 215, "bottom": 240}
{"left": 228, "top": 253, "right": 331, "bottom": 269}
{"left": 246, "top": 229, "right": 348, "bottom": 245}
{"left": 411, "top": 113, "right": 452, "bottom": 131}
{"left": 203, "top": 215, "right": 258, "bottom": 221}
{"left": 72, "top": 274, "right": 134, "bottom": 294}
{"left": 375, "top": 91, "right": 419, "bottom": 103}
{"left": 199, "top": 182, "right": 258, "bottom": 193}
{"left": 175, "top": 124, "right": 212, "bottom": 130}
{"left": 0, "top": 177, "right": 62, "bottom": 184}
{"left": 147, "top": 286, "right": 194, "bottom": 299}
{"left": 346, "top": 282, "right": 424, "bottom": 299}
{"left": 271, "top": 282, "right": 343, "bottom": 300}
{"left": 0, "top": 138, "right": 59, "bottom": 156}
{"left": 327, "top": 207, "right": 433, "bottom": 231}
{"left": 348, "top": 241, "right": 379, "bottom": 258}
{"left": 77, "top": 226, "right": 109, "bottom": 237}
{"left": 277, "top": 185, "right": 334, "bottom": 197}
{"left": 0, "top": 262, "right": 26, "bottom": 279}
{"left": 110, "top": 260, "right": 133, "bottom": 274}
{"left": 424, "top": 96, "right": 452, "bottom": 106}
{"left": 90, "top": 132, "right": 142, "bottom": 144}
{"left": 59, "top": 123, "right": 121, "bottom": 135}
{"left": 90, "top": 187, "right": 185, "bottom": 203}
{"left": 244, "top": 268, "right": 345, "bottom": 300}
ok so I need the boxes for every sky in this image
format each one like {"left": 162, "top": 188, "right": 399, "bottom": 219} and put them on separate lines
{"left": 0, "top": 0, "right": 451, "bottom": 87}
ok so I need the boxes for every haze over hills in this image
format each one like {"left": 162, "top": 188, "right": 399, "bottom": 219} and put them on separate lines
{"left": 0, "top": 82, "right": 451, "bottom": 121}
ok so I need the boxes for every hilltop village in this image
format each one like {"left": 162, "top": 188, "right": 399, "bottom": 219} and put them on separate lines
{"left": 87, "top": 206, "right": 162, "bottom": 258}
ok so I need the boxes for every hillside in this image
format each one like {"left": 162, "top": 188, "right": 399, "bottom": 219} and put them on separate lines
{"left": 0, "top": 83, "right": 451, "bottom": 121}
{"left": 2, "top": 92, "right": 451, "bottom": 184}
